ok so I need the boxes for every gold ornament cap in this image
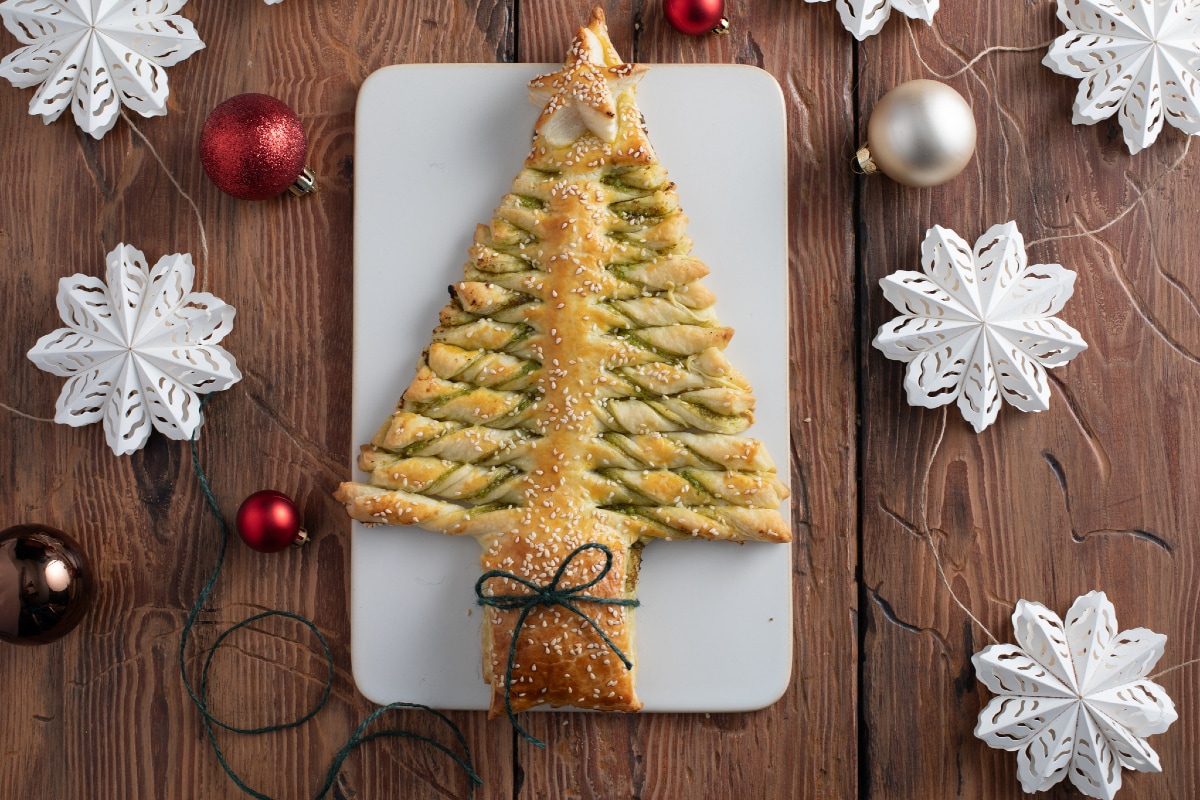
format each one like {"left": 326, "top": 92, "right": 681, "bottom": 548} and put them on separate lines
{"left": 854, "top": 147, "right": 878, "bottom": 175}
{"left": 289, "top": 167, "right": 317, "bottom": 197}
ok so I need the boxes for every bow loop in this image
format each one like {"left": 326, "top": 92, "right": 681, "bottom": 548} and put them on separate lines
{"left": 547, "top": 541, "right": 613, "bottom": 593}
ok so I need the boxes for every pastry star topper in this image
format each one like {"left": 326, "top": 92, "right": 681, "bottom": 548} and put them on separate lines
{"left": 527, "top": 8, "right": 648, "bottom": 146}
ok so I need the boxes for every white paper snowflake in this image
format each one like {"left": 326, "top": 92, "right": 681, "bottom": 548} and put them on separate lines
{"left": 872, "top": 221, "right": 1087, "bottom": 433}
{"left": 1043, "top": 0, "right": 1200, "bottom": 154}
{"left": 0, "top": 0, "right": 205, "bottom": 139}
{"left": 973, "top": 591, "right": 1177, "bottom": 799}
{"left": 804, "top": 0, "right": 938, "bottom": 40}
{"left": 27, "top": 243, "right": 241, "bottom": 457}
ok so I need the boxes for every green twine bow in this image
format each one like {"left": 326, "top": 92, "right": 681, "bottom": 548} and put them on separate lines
{"left": 181, "top": 396, "right": 481, "bottom": 799}
{"left": 475, "top": 542, "right": 640, "bottom": 748}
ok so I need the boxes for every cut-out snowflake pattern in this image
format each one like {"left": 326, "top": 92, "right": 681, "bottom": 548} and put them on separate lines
{"left": 1043, "top": 0, "right": 1200, "bottom": 154}
{"left": 28, "top": 243, "right": 241, "bottom": 456}
{"left": 973, "top": 591, "right": 1178, "bottom": 799}
{"left": 805, "top": 0, "right": 938, "bottom": 40}
{"left": 872, "top": 221, "right": 1087, "bottom": 433}
{"left": 0, "top": 0, "right": 205, "bottom": 139}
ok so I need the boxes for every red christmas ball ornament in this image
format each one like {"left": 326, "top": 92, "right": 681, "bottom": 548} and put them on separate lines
{"left": 663, "top": 0, "right": 729, "bottom": 35}
{"left": 200, "top": 93, "right": 317, "bottom": 201}
{"left": 236, "top": 491, "right": 309, "bottom": 553}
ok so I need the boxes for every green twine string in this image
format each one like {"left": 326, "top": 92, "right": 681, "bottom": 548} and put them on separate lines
{"left": 475, "top": 542, "right": 639, "bottom": 748}
{"left": 180, "top": 398, "right": 482, "bottom": 799}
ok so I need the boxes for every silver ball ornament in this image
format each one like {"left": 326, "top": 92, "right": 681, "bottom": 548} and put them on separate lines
{"left": 857, "top": 79, "right": 977, "bottom": 188}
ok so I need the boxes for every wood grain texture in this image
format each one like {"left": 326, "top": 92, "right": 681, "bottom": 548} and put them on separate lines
{"left": 860, "top": 3, "right": 1200, "bottom": 798}
{"left": 13, "top": 0, "right": 1196, "bottom": 798}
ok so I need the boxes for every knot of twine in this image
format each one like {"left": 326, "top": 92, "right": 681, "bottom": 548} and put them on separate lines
{"left": 475, "top": 542, "right": 639, "bottom": 748}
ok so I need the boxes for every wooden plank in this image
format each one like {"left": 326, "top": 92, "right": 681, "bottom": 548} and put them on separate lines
{"left": 519, "top": 0, "right": 636, "bottom": 62}
{"left": 859, "top": 2, "right": 1200, "bottom": 797}
{"left": 516, "top": 2, "right": 859, "bottom": 799}
{"left": 0, "top": 2, "right": 514, "bottom": 799}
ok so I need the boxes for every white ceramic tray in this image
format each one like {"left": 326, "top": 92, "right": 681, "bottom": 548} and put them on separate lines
{"left": 351, "top": 63, "right": 791, "bottom": 712}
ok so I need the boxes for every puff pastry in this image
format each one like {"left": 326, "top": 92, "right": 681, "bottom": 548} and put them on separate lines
{"left": 336, "top": 7, "right": 791, "bottom": 718}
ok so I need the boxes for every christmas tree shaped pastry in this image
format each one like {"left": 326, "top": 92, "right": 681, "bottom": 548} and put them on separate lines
{"left": 335, "top": 8, "right": 790, "bottom": 718}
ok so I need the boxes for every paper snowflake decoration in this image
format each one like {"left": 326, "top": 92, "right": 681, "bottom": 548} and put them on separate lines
{"left": 0, "top": 0, "right": 205, "bottom": 139}
{"left": 872, "top": 221, "right": 1087, "bottom": 433}
{"left": 973, "top": 591, "right": 1177, "bottom": 799}
{"left": 804, "top": 0, "right": 938, "bottom": 40}
{"left": 1043, "top": 0, "right": 1200, "bottom": 154}
{"left": 27, "top": 243, "right": 241, "bottom": 457}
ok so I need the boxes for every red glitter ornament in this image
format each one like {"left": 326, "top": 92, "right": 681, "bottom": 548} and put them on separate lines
{"left": 663, "top": 0, "right": 729, "bottom": 36}
{"left": 200, "top": 93, "right": 317, "bottom": 201}
{"left": 235, "top": 491, "right": 309, "bottom": 553}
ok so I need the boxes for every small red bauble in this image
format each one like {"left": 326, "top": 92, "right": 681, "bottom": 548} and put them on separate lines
{"left": 663, "top": 0, "right": 729, "bottom": 35}
{"left": 236, "top": 491, "right": 309, "bottom": 553}
{"left": 200, "top": 93, "right": 317, "bottom": 201}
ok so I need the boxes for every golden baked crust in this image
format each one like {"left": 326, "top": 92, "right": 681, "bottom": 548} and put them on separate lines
{"left": 336, "top": 7, "right": 790, "bottom": 718}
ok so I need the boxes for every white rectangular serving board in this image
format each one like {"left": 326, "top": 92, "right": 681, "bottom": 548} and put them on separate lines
{"left": 352, "top": 63, "right": 791, "bottom": 712}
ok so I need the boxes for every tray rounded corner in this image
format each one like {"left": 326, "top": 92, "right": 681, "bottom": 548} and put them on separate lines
{"left": 349, "top": 641, "right": 394, "bottom": 708}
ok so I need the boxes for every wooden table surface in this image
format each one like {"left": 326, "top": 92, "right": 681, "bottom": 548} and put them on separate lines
{"left": 2, "top": 1, "right": 1197, "bottom": 798}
